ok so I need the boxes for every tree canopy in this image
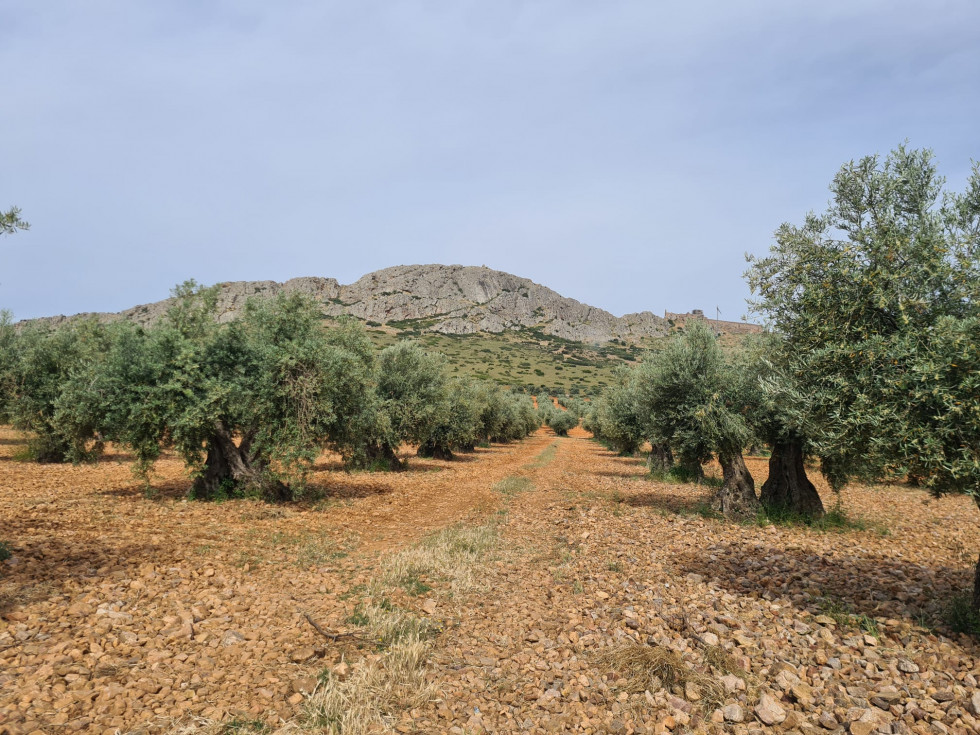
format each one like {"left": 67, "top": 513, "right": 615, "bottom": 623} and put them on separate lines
{"left": 746, "top": 145, "right": 980, "bottom": 499}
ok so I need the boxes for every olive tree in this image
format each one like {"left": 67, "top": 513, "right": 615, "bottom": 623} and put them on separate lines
{"left": 746, "top": 145, "right": 980, "bottom": 609}
{"left": 351, "top": 341, "right": 450, "bottom": 470}
{"left": 589, "top": 369, "right": 646, "bottom": 455}
{"left": 5, "top": 319, "right": 112, "bottom": 462}
{"left": 635, "top": 322, "right": 760, "bottom": 516}
{"left": 59, "top": 284, "right": 373, "bottom": 499}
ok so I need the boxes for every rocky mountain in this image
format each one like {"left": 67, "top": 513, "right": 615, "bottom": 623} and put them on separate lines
{"left": 26, "top": 264, "right": 757, "bottom": 343}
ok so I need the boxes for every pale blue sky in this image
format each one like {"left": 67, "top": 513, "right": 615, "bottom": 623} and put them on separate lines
{"left": 2, "top": 1, "right": 978, "bottom": 321}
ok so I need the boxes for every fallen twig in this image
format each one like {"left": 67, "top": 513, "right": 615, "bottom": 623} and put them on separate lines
{"left": 304, "top": 613, "right": 371, "bottom": 644}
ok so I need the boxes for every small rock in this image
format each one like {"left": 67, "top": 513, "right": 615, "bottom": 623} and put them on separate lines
{"left": 221, "top": 630, "right": 246, "bottom": 647}
{"left": 782, "top": 711, "right": 803, "bottom": 730}
{"left": 721, "top": 674, "right": 745, "bottom": 692}
{"left": 292, "top": 677, "right": 317, "bottom": 694}
{"left": 290, "top": 647, "right": 315, "bottom": 663}
{"left": 684, "top": 681, "right": 701, "bottom": 701}
{"left": 873, "top": 686, "right": 902, "bottom": 703}
{"left": 849, "top": 722, "right": 875, "bottom": 735}
{"left": 701, "top": 632, "right": 720, "bottom": 646}
{"left": 818, "top": 711, "right": 839, "bottom": 729}
{"left": 422, "top": 599, "right": 438, "bottom": 615}
{"left": 723, "top": 704, "right": 745, "bottom": 723}
{"left": 897, "top": 658, "right": 919, "bottom": 674}
{"left": 968, "top": 691, "right": 980, "bottom": 716}
{"left": 791, "top": 682, "right": 815, "bottom": 706}
{"left": 755, "top": 694, "right": 787, "bottom": 725}
{"left": 288, "top": 692, "right": 304, "bottom": 706}
{"left": 931, "top": 690, "right": 953, "bottom": 703}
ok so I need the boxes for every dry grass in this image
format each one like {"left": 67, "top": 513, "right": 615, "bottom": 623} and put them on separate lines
{"left": 382, "top": 523, "right": 498, "bottom": 594}
{"left": 301, "top": 523, "right": 500, "bottom": 734}
{"left": 305, "top": 639, "right": 431, "bottom": 734}
{"left": 702, "top": 643, "right": 758, "bottom": 699}
{"left": 594, "top": 643, "right": 725, "bottom": 712}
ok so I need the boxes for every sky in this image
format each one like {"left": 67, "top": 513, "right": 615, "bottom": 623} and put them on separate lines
{"left": 2, "top": 1, "right": 979, "bottom": 322}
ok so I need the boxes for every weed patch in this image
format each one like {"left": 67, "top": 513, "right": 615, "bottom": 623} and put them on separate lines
{"left": 943, "top": 593, "right": 980, "bottom": 638}
{"left": 494, "top": 476, "right": 533, "bottom": 495}
{"left": 758, "top": 503, "right": 886, "bottom": 535}
{"left": 302, "top": 522, "right": 500, "bottom": 733}
{"left": 383, "top": 523, "right": 498, "bottom": 594}
{"left": 526, "top": 442, "right": 558, "bottom": 468}
{"left": 818, "top": 597, "right": 881, "bottom": 638}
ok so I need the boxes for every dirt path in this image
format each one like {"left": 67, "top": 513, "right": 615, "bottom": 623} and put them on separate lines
{"left": 0, "top": 428, "right": 554, "bottom": 733}
{"left": 415, "top": 434, "right": 980, "bottom": 734}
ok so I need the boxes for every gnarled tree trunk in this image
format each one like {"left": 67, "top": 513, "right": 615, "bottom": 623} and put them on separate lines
{"left": 715, "top": 451, "right": 760, "bottom": 519}
{"left": 647, "top": 443, "right": 674, "bottom": 473}
{"left": 364, "top": 440, "right": 404, "bottom": 471}
{"left": 760, "top": 438, "right": 824, "bottom": 519}
{"left": 417, "top": 440, "right": 453, "bottom": 460}
{"left": 192, "top": 422, "right": 289, "bottom": 501}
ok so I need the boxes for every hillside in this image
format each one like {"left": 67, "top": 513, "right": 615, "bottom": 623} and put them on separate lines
{"left": 27, "top": 264, "right": 758, "bottom": 344}
{"left": 23, "top": 264, "right": 759, "bottom": 394}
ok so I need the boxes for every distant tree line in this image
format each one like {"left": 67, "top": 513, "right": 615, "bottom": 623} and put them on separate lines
{"left": 0, "top": 284, "right": 539, "bottom": 500}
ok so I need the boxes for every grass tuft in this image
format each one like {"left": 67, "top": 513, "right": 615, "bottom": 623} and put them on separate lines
{"left": 526, "top": 442, "right": 559, "bottom": 468}
{"left": 594, "top": 644, "right": 725, "bottom": 712}
{"left": 818, "top": 597, "right": 881, "bottom": 638}
{"left": 305, "top": 639, "right": 432, "bottom": 734}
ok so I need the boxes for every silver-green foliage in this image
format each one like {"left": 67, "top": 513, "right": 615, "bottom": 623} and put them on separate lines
{"left": 746, "top": 145, "right": 980, "bottom": 497}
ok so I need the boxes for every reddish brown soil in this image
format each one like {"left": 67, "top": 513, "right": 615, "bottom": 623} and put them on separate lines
{"left": 2, "top": 429, "right": 978, "bottom": 734}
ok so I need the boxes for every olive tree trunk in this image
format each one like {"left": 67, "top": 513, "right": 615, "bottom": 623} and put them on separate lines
{"left": 760, "top": 438, "right": 825, "bottom": 519}
{"left": 715, "top": 451, "right": 760, "bottom": 519}
{"left": 364, "top": 440, "right": 404, "bottom": 471}
{"left": 647, "top": 443, "right": 674, "bottom": 473}
{"left": 417, "top": 440, "right": 453, "bottom": 460}
{"left": 192, "top": 422, "right": 289, "bottom": 501}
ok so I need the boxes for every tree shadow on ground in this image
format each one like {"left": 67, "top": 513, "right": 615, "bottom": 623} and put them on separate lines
{"left": 303, "top": 477, "right": 394, "bottom": 501}
{"left": 623, "top": 485, "right": 717, "bottom": 515}
{"left": 0, "top": 536, "right": 166, "bottom": 616}
{"left": 671, "top": 540, "right": 978, "bottom": 644}
{"left": 98, "top": 478, "right": 192, "bottom": 501}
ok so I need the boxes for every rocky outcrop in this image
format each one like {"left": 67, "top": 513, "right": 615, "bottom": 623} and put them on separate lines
{"left": 23, "top": 264, "right": 757, "bottom": 343}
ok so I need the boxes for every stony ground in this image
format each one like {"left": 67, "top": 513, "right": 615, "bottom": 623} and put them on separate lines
{"left": 1, "top": 427, "right": 978, "bottom": 734}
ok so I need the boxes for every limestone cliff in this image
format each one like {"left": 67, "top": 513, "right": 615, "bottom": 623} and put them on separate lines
{"left": 25, "top": 264, "right": 754, "bottom": 343}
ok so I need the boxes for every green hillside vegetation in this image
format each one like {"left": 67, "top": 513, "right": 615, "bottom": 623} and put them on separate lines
{"left": 325, "top": 316, "right": 749, "bottom": 396}
{"left": 328, "top": 319, "right": 648, "bottom": 396}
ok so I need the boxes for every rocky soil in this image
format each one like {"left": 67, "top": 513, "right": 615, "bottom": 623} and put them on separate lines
{"left": 1, "top": 428, "right": 978, "bottom": 734}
